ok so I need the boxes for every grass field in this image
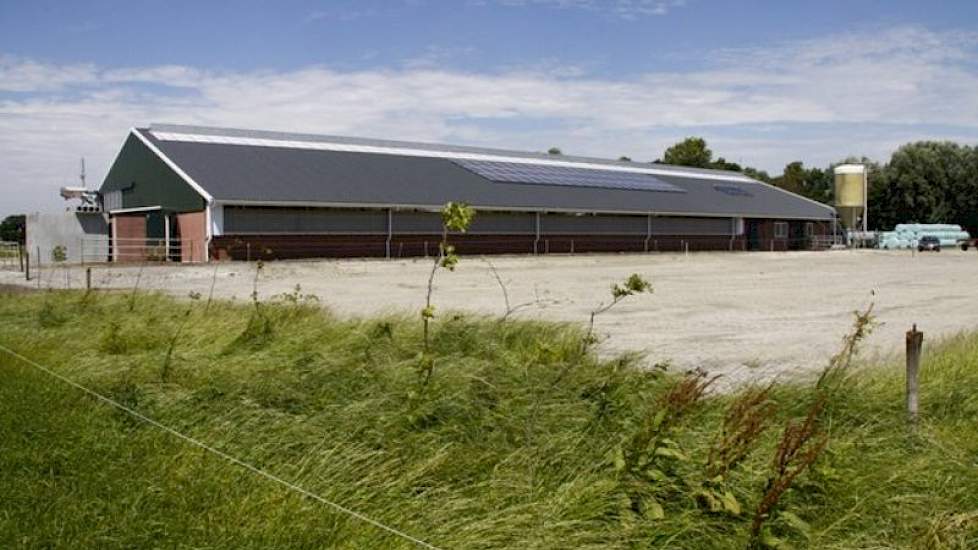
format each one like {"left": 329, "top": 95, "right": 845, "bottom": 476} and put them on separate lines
{"left": 2, "top": 287, "right": 977, "bottom": 548}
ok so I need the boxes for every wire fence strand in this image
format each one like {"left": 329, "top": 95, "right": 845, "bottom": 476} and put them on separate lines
{"left": 0, "top": 343, "right": 443, "bottom": 550}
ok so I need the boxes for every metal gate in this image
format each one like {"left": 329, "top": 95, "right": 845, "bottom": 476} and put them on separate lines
{"left": 0, "top": 241, "right": 22, "bottom": 271}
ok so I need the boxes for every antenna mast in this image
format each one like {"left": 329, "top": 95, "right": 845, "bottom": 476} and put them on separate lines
{"left": 80, "top": 157, "right": 87, "bottom": 189}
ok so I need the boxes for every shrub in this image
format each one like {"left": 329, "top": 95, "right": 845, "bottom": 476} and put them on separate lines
{"left": 51, "top": 245, "right": 67, "bottom": 263}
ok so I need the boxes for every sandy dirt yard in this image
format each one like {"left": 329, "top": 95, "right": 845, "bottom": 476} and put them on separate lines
{"left": 5, "top": 249, "right": 977, "bottom": 384}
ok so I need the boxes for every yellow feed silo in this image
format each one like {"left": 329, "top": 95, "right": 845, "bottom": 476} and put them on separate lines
{"left": 834, "top": 164, "right": 867, "bottom": 232}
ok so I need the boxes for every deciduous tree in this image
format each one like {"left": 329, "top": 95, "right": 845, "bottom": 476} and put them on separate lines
{"left": 660, "top": 137, "right": 713, "bottom": 168}
{"left": 0, "top": 214, "right": 25, "bottom": 243}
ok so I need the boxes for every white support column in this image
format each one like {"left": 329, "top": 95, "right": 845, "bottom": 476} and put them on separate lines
{"left": 204, "top": 203, "right": 212, "bottom": 263}
{"left": 210, "top": 202, "right": 224, "bottom": 236}
{"left": 534, "top": 212, "right": 541, "bottom": 255}
{"left": 386, "top": 208, "right": 393, "bottom": 259}
{"left": 111, "top": 217, "right": 118, "bottom": 262}
{"left": 645, "top": 213, "right": 652, "bottom": 252}
{"left": 164, "top": 214, "right": 171, "bottom": 262}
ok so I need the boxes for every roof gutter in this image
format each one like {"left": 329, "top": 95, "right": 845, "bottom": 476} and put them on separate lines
{"left": 107, "top": 205, "right": 164, "bottom": 214}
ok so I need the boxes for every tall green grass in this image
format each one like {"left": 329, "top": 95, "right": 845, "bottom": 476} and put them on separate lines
{"left": 1, "top": 288, "right": 977, "bottom": 548}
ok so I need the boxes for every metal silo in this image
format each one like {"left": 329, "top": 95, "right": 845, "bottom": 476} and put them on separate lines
{"left": 834, "top": 164, "right": 867, "bottom": 233}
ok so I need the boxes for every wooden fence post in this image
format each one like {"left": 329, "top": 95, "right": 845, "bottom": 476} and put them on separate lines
{"left": 906, "top": 324, "right": 923, "bottom": 423}
{"left": 86, "top": 267, "right": 92, "bottom": 291}
{"left": 18, "top": 244, "right": 24, "bottom": 272}
{"left": 24, "top": 250, "right": 30, "bottom": 281}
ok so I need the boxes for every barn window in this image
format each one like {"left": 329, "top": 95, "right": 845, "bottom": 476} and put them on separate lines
{"left": 774, "top": 222, "right": 789, "bottom": 239}
{"left": 805, "top": 222, "right": 814, "bottom": 237}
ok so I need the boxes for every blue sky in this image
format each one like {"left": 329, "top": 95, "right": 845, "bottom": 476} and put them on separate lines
{"left": 2, "top": 0, "right": 978, "bottom": 215}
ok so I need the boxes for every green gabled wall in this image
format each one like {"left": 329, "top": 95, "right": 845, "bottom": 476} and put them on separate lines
{"left": 100, "top": 133, "right": 206, "bottom": 212}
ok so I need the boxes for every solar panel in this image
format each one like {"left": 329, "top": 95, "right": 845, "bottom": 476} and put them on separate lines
{"left": 454, "top": 160, "right": 687, "bottom": 193}
{"left": 713, "top": 184, "right": 753, "bottom": 197}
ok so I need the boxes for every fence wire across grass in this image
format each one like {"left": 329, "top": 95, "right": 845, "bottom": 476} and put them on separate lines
{"left": 0, "top": 343, "right": 443, "bottom": 550}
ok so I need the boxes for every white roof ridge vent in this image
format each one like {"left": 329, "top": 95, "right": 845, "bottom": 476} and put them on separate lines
{"left": 150, "top": 130, "right": 757, "bottom": 183}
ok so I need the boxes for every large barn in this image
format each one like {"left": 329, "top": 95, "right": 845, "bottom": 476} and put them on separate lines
{"left": 98, "top": 124, "right": 837, "bottom": 261}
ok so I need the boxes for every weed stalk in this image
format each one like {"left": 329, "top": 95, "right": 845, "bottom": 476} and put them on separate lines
{"left": 582, "top": 274, "right": 652, "bottom": 354}
{"left": 418, "top": 202, "right": 475, "bottom": 388}
{"left": 127, "top": 262, "right": 145, "bottom": 312}
{"left": 749, "top": 303, "right": 875, "bottom": 546}
{"left": 204, "top": 262, "right": 219, "bottom": 314}
{"left": 483, "top": 257, "right": 556, "bottom": 321}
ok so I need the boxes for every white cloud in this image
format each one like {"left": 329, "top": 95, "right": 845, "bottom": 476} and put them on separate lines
{"left": 1, "top": 25, "right": 977, "bottom": 216}
{"left": 0, "top": 55, "right": 98, "bottom": 92}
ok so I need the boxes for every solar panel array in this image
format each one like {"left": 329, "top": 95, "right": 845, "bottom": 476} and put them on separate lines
{"left": 713, "top": 184, "right": 754, "bottom": 197}
{"left": 455, "top": 160, "right": 687, "bottom": 193}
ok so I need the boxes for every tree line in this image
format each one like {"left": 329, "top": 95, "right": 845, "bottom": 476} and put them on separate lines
{"left": 657, "top": 138, "right": 978, "bottom": 233}
{"left": 550, "top": 137, "right": 978, "bottom": 234}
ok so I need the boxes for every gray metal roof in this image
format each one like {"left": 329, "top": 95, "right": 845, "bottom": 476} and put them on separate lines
{"left": 136, "top": 125, "right": 835, "bottom": 220}
{"left": 148, "top": 123, "right": 751, "bottom": 179}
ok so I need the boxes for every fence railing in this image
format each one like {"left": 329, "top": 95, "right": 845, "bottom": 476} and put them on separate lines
{"left": 2, "top": 234, "right": 849, "bottom": 271}
{"left": 80, "top": 237, "right": 206, "bottom": 264}
{"left": 811, "top": 235, "right": 844, "bottom": 249}
{"left": 211, "top": 235, "right": 838, "bottom": 261}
